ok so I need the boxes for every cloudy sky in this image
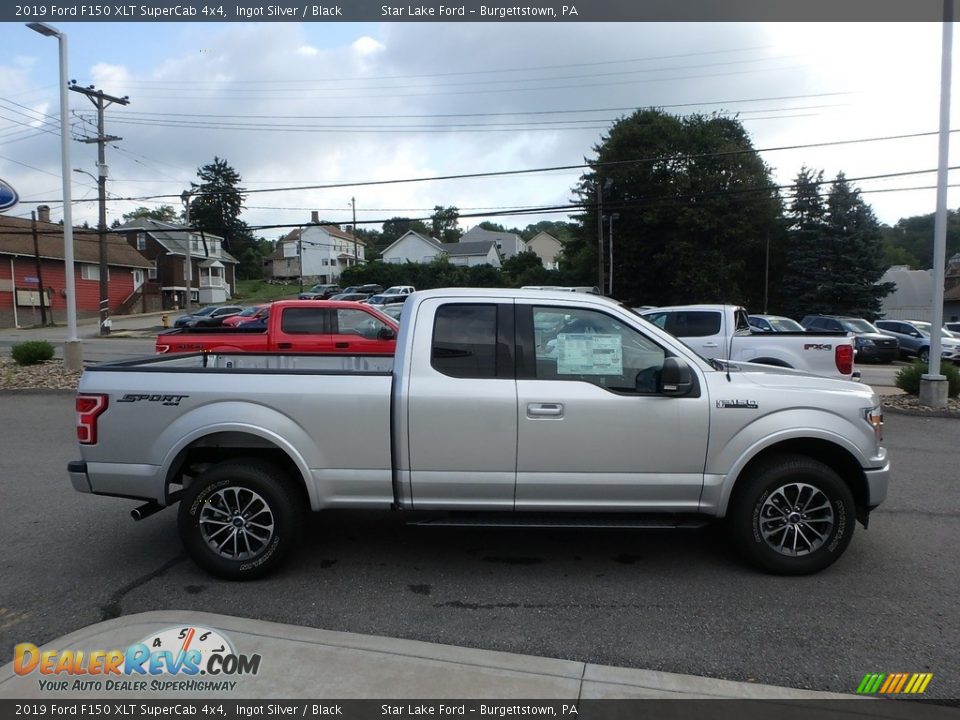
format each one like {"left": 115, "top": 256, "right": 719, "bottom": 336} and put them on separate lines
{"left": 1, "top": 21, "right": 956, "bottom": 242}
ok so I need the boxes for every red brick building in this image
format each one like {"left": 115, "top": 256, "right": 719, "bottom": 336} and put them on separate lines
{"left": 0, "top": 206, "right": 151, "bottom": 328}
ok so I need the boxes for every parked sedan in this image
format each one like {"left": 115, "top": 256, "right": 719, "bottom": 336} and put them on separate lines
{"left": 800, "top": 314, "right": 899, "bottom": 363}
{"left": 298, "top": 284, "right": 341, "bottom": 300}
{"left": 748, "top": 314, "right": 805, "bottom": 332}
{"left": 329, "top": 292, "right": 372, "bottom": 301}
{"left": 875, "top": 319, "right": 960, "bottom": 363}
{"left": 221, "top": 305, "right": 268, "bottom": 327}
{"left": 363, "top": 293, "right": 408, "bottom": 307}
{"left": 174, "top": 305, "right": 243, "bottom": 328}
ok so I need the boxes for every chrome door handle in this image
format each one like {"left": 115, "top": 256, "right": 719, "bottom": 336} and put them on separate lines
{"left": 702, "top": 342, "right": 719, "bottom": 348}
{"left": 527, "top": 403, "right": 564, "bottom": 418}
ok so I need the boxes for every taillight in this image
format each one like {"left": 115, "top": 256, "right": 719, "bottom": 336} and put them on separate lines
{"left": 835, "top": 344, "right": 854, "bottom": 376}
{"left": 76, "top": 394, "right": 108, "bottom": 445}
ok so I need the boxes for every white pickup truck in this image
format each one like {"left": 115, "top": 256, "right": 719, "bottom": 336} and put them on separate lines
{"left": 69, "top": 289, "right": 888, "bottom": 580}
{"left": 640, "top": 304, "right": 857, "bottom": 380}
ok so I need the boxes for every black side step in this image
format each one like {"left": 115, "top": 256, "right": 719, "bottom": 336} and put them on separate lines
{"left": 408, "top": 512, "right": 709, "bottom": 530}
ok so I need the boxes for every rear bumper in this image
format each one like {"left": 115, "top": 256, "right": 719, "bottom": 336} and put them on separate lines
{"left": 67, "top": 460, "right": 165, "bottom": 503}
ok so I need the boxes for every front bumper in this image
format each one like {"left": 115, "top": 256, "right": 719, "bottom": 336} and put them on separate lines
{"left": 864, "top": 460, "right": 891, "bottom": 508}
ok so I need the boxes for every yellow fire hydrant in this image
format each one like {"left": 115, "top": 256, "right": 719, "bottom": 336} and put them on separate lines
{"left": 161, "top": 314, "right": 170, "bottom": 329}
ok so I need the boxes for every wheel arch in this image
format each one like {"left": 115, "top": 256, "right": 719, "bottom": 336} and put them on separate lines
{"left": 723, "top": 438, "right": 869, "bottom": 525}
{"left": 163, "top": 429, "right": 312, "bottom": 509}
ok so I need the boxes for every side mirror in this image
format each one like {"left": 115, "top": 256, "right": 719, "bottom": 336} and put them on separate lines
{"left": 659, "top": 357, "right": 694, "bottom": 397}
{"left": 378, "top": 327, "right": 396, "bottom": 341}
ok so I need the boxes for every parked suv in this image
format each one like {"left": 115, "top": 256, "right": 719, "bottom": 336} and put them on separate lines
{"left": 801, "top": 315, "right": 899, "bottom": 363}
{"left": 298, "top": 284, "right": 341, "bottom": 300}
{"left": 875, "top": 319, "right": 960, "bottom": 363}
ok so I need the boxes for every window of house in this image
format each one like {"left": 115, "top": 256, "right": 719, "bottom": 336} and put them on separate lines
{"left": 431, "top": 304, "right": 498, "bottom": 378}
{"left": 80, "top": 264, "right": 109, "bottom": 281}
{"left": 148, "top": 261, "right": 157, "bottom": 280}
{"left": 531, "top": 306, "right": 665, "bottom": 394}
{"left": 136, "top": 232, "right": 146, "bottom": 251}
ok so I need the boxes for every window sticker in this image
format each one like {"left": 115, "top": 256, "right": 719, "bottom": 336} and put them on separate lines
{"left": 556, "top": 333, "right": 623, "bottom": 375}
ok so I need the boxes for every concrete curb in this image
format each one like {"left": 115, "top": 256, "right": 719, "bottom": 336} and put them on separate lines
{"left": 0, "top": 611, "right": 856, "bottom": 701}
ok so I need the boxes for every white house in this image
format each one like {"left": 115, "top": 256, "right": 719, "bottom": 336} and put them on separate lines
{"left": 460, "top": 226, "right": 526, "bottom": 260}
{"left": 381, "top": 231, "right": 444, "bottom": 264}
{"left": 442, "top": 240, "right": 502, "bottom": 268}
{"left": 270, "top": 212, "right": 365, "bottom": 284}
{"left": 525, "top": 231, "right": 563, "bottom": 270}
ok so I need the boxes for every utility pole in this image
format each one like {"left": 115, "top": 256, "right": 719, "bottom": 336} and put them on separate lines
{"left": 30, "top": 211, "right": 48, "bottom": 326}
{"left": 71, "top": 83, "right": 129, "bottom": 335}
{"left": 596, "top": 181, "right": 604, "bottom": 296}
{"left": 181, "top": 191, "right": 193, "bottom": 312}
{"left": 350, "top": 197, "right": 358, "bottom": 268}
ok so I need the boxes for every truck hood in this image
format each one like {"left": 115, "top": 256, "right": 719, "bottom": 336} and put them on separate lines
{"left": 717, "top": 359, "right": 874, "bottom": 400}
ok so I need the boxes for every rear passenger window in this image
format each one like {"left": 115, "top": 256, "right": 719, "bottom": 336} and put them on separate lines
{"left": 666, "top": 311, "right": 721, "bottom": 337}
{"left": 280, "top": 308, "right": 327, "bottom": 334}
{"left": 432, "top": 304, "right": 498, "bottom": 378}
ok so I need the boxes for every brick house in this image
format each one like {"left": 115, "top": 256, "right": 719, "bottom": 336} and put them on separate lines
{"left": 0, "top": 205, "right": 151, "bottom": 328}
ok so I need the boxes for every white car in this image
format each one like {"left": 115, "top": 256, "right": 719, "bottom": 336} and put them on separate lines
{"left": 382, "top": 285, "right": 415, "bottom": 296}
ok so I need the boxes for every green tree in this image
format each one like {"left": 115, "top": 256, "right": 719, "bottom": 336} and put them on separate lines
{"left": 880, "top": 210, "right": 960, "bottom": 270}
{"left": 121, "top": 205, "right": 179, "bottom": 224}
{"left": 188, "top": 157, "right": 261, "bottom": 277}
{"left": 430, "top": 206, "right": 460, "bottom": 243}
{"left": 564, "top": 109, "right": 782, "bottom": 306}
{"left": 781, "top": 167, "right": 829, "bottom": 318}
{"left": 381, "top": 217, "right": 431, "bottom": 245}
{"left": 501, "top": 250, "right": 556, "bottom": 287}
{"left": 782, "top": 170, "right": 892, "bottom": 319}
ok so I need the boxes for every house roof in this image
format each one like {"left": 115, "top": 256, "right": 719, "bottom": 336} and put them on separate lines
{"left": 0, "top": 214, "right": 151, "bottom": 268}
{"left": 113, "top": 218, "right": 239, "bottom": 264}
{"left": 441, "top": 240, "right": 498, "bottom": 257}
{"left": 380, "top": 230, "right": 443, "bottom": 257}
{"left": 282, "top": 224, "right": 364, "bottom": 244}
{"left": 461, "top": 226, "right": 523, "bottom": 247}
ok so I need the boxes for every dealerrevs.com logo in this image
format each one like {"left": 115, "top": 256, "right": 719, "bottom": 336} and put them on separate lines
{"left": 14, "top": 625, "right": 261, "bottom": 692}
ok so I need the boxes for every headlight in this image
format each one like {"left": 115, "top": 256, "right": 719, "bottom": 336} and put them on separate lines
{"left": 863, "top": 405, "right": 884, "bottom": 442}
{"left": 856, "top": 337, "right": 875, "bottom": 347}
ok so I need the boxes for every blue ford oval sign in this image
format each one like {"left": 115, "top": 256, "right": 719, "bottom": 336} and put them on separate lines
{"left": 0, "top": 178, "right": 18, "bottom": 212}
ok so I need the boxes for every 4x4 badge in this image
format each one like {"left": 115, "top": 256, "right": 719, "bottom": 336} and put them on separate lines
{"left": 716, "top": 400, "right": 758, "bottom": 409}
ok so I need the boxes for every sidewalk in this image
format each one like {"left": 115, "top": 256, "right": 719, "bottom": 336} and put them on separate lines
{"left": 0, "top": 611, "right": 856, "bottom": 700}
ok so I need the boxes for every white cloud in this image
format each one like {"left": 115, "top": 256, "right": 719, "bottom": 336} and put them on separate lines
{"left": 352, "top": 36, "right": 385, "bottom": 56}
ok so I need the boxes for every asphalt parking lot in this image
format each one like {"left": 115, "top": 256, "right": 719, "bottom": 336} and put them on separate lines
{"left": 0, "top": 393, "right": 957, "bottom": 699}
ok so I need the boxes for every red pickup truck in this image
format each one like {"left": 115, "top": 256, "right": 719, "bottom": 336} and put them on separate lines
{"left": 156, "top": 300, "right": 399, "bottom": 354}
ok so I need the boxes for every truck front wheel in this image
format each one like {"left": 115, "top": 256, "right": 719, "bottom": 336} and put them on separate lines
{"left": 178, "top": 459, "right": 304, "bottom": 580}
{"left": 728, "top": 455, "right": 855, "bottom": 575}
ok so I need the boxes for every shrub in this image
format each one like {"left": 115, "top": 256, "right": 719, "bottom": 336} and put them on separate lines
{"left": 894, "top": 360, "right": 960, "bottom": 397}
{"left": 11, "top": 340, "right": 55, "bottom": 366}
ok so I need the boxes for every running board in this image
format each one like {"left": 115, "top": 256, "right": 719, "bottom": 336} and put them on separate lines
{"left": 408, "top": 512, "right": 710, "bottom": 530}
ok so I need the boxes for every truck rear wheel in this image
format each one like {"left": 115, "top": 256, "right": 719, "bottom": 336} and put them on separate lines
{"left": 728, "top": 455, "right": 855, "bottom": 575}
{"left": 178, "top": 459, "right": 304, "bottom": 580}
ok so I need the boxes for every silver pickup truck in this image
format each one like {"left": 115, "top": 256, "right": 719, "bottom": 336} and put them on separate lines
{"left": 69, "top": 289, "right": 889, "bottom": 580}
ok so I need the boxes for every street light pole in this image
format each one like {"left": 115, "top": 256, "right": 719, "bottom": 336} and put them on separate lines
{"left": 27, "top": 22, "right": 81, "bottom": 369}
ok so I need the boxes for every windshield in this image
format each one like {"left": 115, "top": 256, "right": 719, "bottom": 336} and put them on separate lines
{"left": 193, "top": 306, "right": 217, "bottom": 316}
{"left": 237, "top": 306, "right": 260, "bottom": 317}
{"left": 840, "top": 319, "right": 878, "bottom": 333}
{"left": 768, "top": 316, "right": 804, "bottom": 332}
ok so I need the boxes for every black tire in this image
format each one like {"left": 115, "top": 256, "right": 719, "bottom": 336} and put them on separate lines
{"left": 728, "top": 455, "right": 855, "bottom": 575}
{"left": 919, "top": 347, "right": 930, "bottom": 363}
{"left": 178, "top": 458, "right": 305, "bottom": 580}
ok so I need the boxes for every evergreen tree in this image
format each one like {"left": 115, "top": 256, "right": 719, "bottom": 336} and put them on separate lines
{"left": 188, "top": 157, "right": 260, "bottom": 277}
{"left": 781, "top": 167, "right": 828, "bottom": 318}
{"left": 782, "top": 170, "right": 893, "bottom": 319}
